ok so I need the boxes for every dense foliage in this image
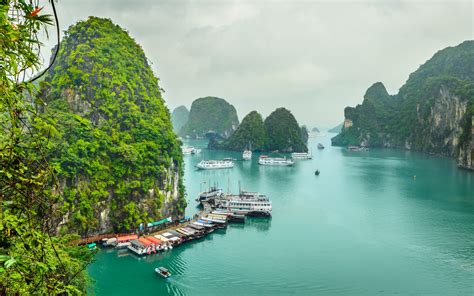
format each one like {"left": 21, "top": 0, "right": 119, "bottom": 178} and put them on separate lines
{"left": 179, "top": 96, "right": 239, "bottom": 138}
{"left": 1, "top": 1, "right": 92, "bottom": 294}
{"left": 39, "top": 17, "right": 185, "bottom": 234}
{"left": 171, "top": 105, "right": 189, "bottom": 133}
{"left": 332, "top": 41, "right": 474, "bottom": 161}
{"left": 219, "top": 111, "right": 267, "bottom": 151}
{"left": 264, "top": 108, "right": 308, "bottom": 152}
{"left": 300, "top": 126, "right": 309, "bottom": 144}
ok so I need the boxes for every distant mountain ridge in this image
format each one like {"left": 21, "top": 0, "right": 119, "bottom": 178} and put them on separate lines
{"left": 332, "top": 40, "right": 474, "bottom": 170}
{"left": 171, "top": 105, "right": 189, "bottom": 133}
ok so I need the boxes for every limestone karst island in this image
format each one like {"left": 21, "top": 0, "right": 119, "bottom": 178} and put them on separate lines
{"left": 1, "top": 1, "right": 473, "bottom": 295}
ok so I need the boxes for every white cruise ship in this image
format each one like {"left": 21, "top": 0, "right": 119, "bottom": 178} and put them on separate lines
{"left": 196, "top": 159, "right": 234, "bottom": 170}
{"left": 219, "top": 191, "right": 272, "bottom": 216}
{"left": 182, "top": 146, "right": 201, "bottom": 154}
{"left": 291, "top": 152, "right": 312, "bottom": 159}
{"left": 258, "top": 155, "right": 294, "bottom": 166}
{"left": 242, "top": 149, "right": 252, "bottom": 160}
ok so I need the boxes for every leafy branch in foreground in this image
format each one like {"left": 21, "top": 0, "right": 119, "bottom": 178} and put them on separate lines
{"left": 1, "top": 1, "right": 93, "bottom": 294}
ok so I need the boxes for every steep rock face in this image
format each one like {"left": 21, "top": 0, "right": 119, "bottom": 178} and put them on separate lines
{"left": 264, "top": 108, "right": 308, "bottom": 152}
{"left": 179, "top": 96, "right": 239, "bottom": 139}
{"left": 328, "top": 123, "right": 343, "bottom": 133}
{"left": 332, "top": 41, "right": 474, "bottom": 170}
{"left": 171, "top": 105, "right": 189, "bottom": 133}
{"left": 39, "top": 17, "right": 185, "bottom": 235}
{"left": 218, "top": 111, "right": 267, "bottom": 151}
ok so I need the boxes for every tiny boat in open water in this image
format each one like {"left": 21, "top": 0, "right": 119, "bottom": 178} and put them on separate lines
{"left": 155, "top": 267, "right": 171, "bottom": 278}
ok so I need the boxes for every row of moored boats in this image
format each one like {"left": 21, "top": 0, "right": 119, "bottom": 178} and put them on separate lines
{"left": 101, "top": 212, "right": 243, "bottom": 257}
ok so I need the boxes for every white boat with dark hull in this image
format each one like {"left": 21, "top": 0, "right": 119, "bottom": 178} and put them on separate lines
{"left": 317, "top": 143, "right": 325, "bottom": 149}
{"left": 196, "top": 186, "right": 223, "bottom": 202}
{"left": 291, "top": 152, "right": 312, "bottom": 159}
{"left": 217, "top": 191, "right": 272, "bottom": 216}
{"left": 155, "top": 267, "right": 171, "bottom": 278}
{"left": 196, "top": 159, "right": 234, "bottom": 170}
{"left": 243, "top": 149, "right": 252, "bottom": 160}
{"left": 258, "top": 156, "right": 294, "bottom": 166}
{"left": 182, "top": 146, "right": 201, "bottom": 154}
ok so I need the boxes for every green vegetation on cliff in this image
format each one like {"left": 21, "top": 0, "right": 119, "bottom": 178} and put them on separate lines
{"left": 171, "top": 105, "right": 189, "bottom": 133}
{"left": 214, "top": 108, "right": 308, "bottom": 152}
{"left": 301, "top": 126, "right": 309, "bottom": 144}
{"left": 39, "top": 17, "right": 185, "bottom": 234}
{"left": 332, "top": 41, "right": 474, "bottom": 168}
{"left": 264, "top": 108, "right": 308, "bottom": 152}
{"left": 219, "top": 111, "right": 267, "bottom": 151}
{"left": 179, "top": 96, "right": 239, "bottom": 138}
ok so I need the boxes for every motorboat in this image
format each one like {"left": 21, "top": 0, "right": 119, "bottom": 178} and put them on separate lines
{"left": 155, "top": 267, "right": 171, "bottom": 278}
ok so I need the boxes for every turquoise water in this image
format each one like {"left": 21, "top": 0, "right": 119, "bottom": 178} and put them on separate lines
{"left": 88, "top": 134, "right": 474, "bottom": 295}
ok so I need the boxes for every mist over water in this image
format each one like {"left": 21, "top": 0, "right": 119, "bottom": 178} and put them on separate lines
{"left": 89, "top": 134, "right": 474, "bottom": 295}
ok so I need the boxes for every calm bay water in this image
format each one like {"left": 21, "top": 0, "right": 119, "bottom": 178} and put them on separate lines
{"left": 88, "top": 134, "right": 474, "bottom": 295}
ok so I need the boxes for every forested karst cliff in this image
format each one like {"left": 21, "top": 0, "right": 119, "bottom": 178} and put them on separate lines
{"left": 332, "top": 41, "right": 474, "bottom": 170}
{"left": 219, "top": 111, "right": 267, "bottom": 151}
{"left": 215, "top": 108, "right": 308, "bottom": 152}
{"left": 39, "top": 17, "right": 186, "bottom": 235}
{"left": 179, "top": 96, "right": 239, "bottom": 139}
{"left": 171, "top": 105, "right": 189, "bottom": 133}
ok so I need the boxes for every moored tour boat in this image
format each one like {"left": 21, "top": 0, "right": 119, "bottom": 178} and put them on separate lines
{"left": 258, "top": 155, "right": 294, "bottom": 166}
{"left": 243, "top": 149, "right": 252, "bottom": 160}
{"left": 196, "top": 186, "right": 223, "bottom": 202}
{"left": 291, "top": 152, "right": 312, "bottom": 159}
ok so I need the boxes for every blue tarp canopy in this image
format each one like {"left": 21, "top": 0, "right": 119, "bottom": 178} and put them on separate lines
{"left": 146, "top": 217, "right": 172, "bottom": 228}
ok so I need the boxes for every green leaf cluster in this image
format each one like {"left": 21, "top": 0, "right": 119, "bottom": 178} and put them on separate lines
{"left": 1, "top": 2, "right": 92, "bottom": 294}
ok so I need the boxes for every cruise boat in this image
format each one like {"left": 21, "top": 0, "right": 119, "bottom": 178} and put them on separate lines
{"left": 182, "top": 146, "right": 194, "bottom": 154}
{"left": 291, "top": 152, "right": 312, "bottom": 159}
{"left": 348, "top": 145, "right": 369, "bottom": 152}
{"left": 258, "top": 155, "right": 294, "bottom": 166}
{"left": 219, "top": 191, "right": 272, "bottom": 216}
{"left": 196, "top": 186, "right": 223, "bottom": 202}
{"left": 182, "top": 146, "right": 201, "bottom": 154}
{"left": 242, "top": 149, "right": 252, "bottom": 160}
{"left": 196, "top": 159, "right": 234, "bottom": 170}
{"left": 191, "top": 147, "right": 201, "bottom": 154}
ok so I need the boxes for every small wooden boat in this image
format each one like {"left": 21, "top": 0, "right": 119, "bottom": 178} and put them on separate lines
{"left": 155, "top": 267, "right": 171, "bottom": 278}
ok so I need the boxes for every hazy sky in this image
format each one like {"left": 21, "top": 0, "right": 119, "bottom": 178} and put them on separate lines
{"left": 43, "top": 0, "right": 473, "bottom": 128}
